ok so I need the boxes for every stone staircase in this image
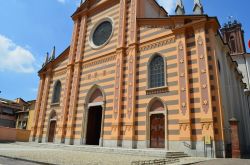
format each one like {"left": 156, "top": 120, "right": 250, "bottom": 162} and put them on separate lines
{"left": 165, "top": 152, "right": 189, "bottom": 159}
{"left": 16, "top": 142, "right": 189, "bottom": 159}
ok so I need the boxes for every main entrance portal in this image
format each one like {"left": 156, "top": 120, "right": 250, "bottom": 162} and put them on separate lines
{"left": 86, "top": 106, "right": 103, "bottom": 145}
{"left": 150, "top": 114, "right": 165, "bottom": 148}
{"left": 48, "top": 120, "right": 56, "bottom": 143}
{"left": 48, "top": 111, "right": 57, "bottom": 143}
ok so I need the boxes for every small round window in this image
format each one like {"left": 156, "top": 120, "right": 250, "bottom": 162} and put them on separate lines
{"left": 90, "top": 18, "right": 114, "bottom": 49}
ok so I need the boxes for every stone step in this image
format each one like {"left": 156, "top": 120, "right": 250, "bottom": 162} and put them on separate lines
{"left": 16, "top": 142, "right": 189, "bottom": 158}
{"left": 166, "top": 152, "right": 190, "bottom": 159}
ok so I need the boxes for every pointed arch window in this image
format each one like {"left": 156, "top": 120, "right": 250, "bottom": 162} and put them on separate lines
{"left": 149, "top": 55, "right": 165, "bottom": 88}
{"left": 52, "top": 81, "right": 61, "bottom": 104}
{"left": 230, "top": 36, "right": 236, "bottom": 53}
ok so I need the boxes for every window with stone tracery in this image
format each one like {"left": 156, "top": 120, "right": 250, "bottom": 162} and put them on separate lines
{"left": 52, "top": 80, "right": 61, "bottom": 104}
{"left": 149, "top": 55, "right": 165, "bottom": 88}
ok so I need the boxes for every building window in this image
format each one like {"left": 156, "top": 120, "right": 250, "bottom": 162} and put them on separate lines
{"left": 52, "top": 81, "right": 61, "bottom": 104}
{"left": 149, "top": 55, "right": 165, "bottom": 88}
{"left": 230, "top": 36, "right": 236, "bottom": 53}
{"left": 89, "top": 17, "right": 114, "bottom": 49}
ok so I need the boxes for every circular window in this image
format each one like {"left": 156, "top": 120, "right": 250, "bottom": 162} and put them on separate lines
{"left": 89, "top": 18, "right": 114, "bottom": 49}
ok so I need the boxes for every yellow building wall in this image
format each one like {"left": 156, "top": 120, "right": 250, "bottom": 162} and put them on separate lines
{"left": 27, "top": 110, "right": 35, "bottom": 130}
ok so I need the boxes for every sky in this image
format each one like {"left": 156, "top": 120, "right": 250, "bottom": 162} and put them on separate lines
{"left": 0, "top": 0, "right": 249, "bottom": 101}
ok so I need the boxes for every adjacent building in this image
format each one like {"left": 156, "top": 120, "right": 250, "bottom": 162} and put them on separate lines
{"left": 30, "top": 0, "right": 250, "bottom": 158}
{"left": 0, "top": 98, "right": 20, "bottom": 128}
{"left": 221, "top": 20, "right": 250, "bottom": 89}
{"left": 0, "top": 98, "right": 36, "bottom": 130}
{"left": 16, "top": 100, "right": 36, "bottom": 130}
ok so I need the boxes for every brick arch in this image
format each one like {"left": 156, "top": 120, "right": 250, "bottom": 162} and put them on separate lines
{"left": 89, "top": 88, "right": 103, "bottom": 103}
{"left": 149, "top": 99, "right": 165, "bottom": 112}
{"left": 81, "top": 84, "right": 106, "bottom": 146}
{"left": 49, "top": 110, "right": 57, "bottom": 120}
{"left": 146, "top": 97, "right": 167, "bottom": 149}
{"left": 85, "top": 84, "right": 106, "bottom": 105}
{"left": 147, "top": 97, "right": 166, "bottom": 112}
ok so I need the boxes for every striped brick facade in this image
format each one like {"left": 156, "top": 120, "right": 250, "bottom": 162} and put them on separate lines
{"left": 30, "top": 0, "right": 250, "bottom": 157}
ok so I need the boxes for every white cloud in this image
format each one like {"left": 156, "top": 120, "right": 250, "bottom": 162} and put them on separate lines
{"left": 157, "top": 0, "right": 176, "bottom": 14}
{"left": 57, "top": 0, "right": 66, "bottom": 4}
{"left": 0, "top": 34, "right": 36, "bottom": 73}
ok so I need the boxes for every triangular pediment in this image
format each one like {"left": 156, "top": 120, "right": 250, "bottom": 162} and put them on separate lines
{"left": 39, "top": 46, "right": 70, "bottom": 74}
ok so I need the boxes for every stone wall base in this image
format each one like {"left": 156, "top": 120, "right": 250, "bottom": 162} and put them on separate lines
{"left": 121, "top": 140, "right": 136, "bottom": 148}
{"left": 103, "top": 139, "right": 121, "bottom": 147}
{"left": 65, "top": 138, "right": 73, "bottom": 145}
{"left": 29, "top": 136, "right": 36, "bottom": 142}
{"left": 168, "top": 140, "right": 224, "bottom": 158}
{"left": 135, "top": 140, "right": 148, "bottom": 149}
{"left": 73, "top": 139, "right": 82, "bottom": 145}
{"left": 54, "top": 138, "right": 63, "bottom": 144}
{"left": 31, "top": 138, "right": 225, "bottom": 158}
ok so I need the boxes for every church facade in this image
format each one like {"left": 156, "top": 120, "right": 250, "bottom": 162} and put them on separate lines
{"left": 30, "top": 0, "right": 250, "bottom": 157}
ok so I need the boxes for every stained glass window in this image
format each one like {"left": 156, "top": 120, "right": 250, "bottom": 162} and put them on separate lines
{"left": 93, "top": 21, "right": 112, "bottom": 46}
{"left": 149, "top": 55, "right": 165, "bottom": 88}
{"left": 52, "top": 81, "right": 61, "bottom": 103}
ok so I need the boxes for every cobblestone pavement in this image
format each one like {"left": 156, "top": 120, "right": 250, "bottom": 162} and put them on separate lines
{"left": 194, "top": 159, "right": 250, "bottom": 165}
{"left": 0, "top": 143, "right": 211, "bottom": 165}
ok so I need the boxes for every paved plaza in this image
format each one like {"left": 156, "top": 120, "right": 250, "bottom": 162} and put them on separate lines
{"left": 0, "top": 143, "right": 250, "bottom": 165}
{"left": 195, "top": 159, "right": 250, "bottom": 165}
{"left": 0, "top": 157, "right": 40, "bottom": 165}
{"left": 0, "top": 143, "right": 210, "bottom": 165}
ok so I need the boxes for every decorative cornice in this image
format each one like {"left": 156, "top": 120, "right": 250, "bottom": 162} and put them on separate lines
{"left": 82, "top": 54, "right": 116, "bottom": 69}
{"left": 139, "top": 37, "right": 175, "bottom": 52}
{"left": 146, "top": 86, "right": 168, "bottom": 95}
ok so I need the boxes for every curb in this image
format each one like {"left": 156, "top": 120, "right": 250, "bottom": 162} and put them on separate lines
{"left": 0, "top": 155, "right": 58, "bottom": 165}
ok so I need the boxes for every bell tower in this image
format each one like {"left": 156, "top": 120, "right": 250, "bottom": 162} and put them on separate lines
{"left": 221, "top": 19, "right": 246, "bottom": 55}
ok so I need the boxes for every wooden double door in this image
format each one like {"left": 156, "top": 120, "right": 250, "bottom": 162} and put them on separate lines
{"left": 150, "top": 114, "right": 165, "bottom": 148}
{"left": 48, "top": 120, "right": 56, "bottom": 143}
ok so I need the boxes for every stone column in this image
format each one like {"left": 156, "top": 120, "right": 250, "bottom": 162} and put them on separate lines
{"left": 65, "top": 62, "right": 81, "bottom": 145}
{"left": 110, "top": 0, "right": 127, "bottom": 147}
{"left": 122, "top": 0, "right": 138, "bottom": 148}
{"left": 55, "top": 65, "right": 73, "bottom": 144}
{"left": 65, "top": 15, "right": 87, "bottom": 145}
{"left": 37, "top": 70, "right": 52, "bottom": 143}
{"left": 56, "top": 18, "right": 81, "bottom": 144}
{"left": 229, "top": 118, "right": 241, "bottom": 158}
{"left": 175, "top": 28, "right": 192, "bottom": 144}
{"left": 194, "top": 23, "right": 214, "bottom": 156}
{"left": 123, "top": 44, "right": 137, "bottom": 148}
{"left": 30, "top": 75, "right": 45, "bottom": 142}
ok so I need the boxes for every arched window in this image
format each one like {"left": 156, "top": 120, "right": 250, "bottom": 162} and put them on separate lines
{"left": 149, "top": 55, "right": 165, "bottom": 88}
{"left": 230, "top": 36, "right": 236, "bottom": 53}
{"left": 52, "top": 81, "right": 61, "bottom": 104}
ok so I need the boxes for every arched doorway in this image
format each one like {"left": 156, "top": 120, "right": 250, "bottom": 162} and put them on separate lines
{"left": 48, "top": 111, "right": 57, "bottom": 143}
{"left": 85, "top": 87, "right": 104, "bottom": 145}
{"left": 148, "top": 99, "right": 166, "bottom": 148}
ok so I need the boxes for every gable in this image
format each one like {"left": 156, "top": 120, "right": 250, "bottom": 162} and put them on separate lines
{"left": 82, "top": 1, "right": 120, "bottom": 61}
{"left": 138, "top": 0, "right": 167, "bottom": 18}
{"left": 39, "top": 47, "right": 69, "bottom": 74}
